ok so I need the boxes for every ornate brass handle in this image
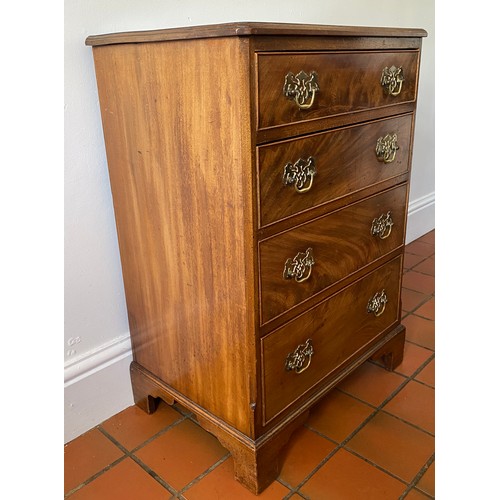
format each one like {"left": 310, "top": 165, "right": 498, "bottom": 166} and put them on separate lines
{"left": 285, "top": 339, "right": 314, "bottom": 374}
{"left": 367, "top": 290, "right": 388, "bottom": 317}
{"left": 371, "top": 212, "right": 394, "bottom": 240}
{"left": 283, "top": 157, "right": 317, "bottom": 193}
{"left": 375, "top": 133, "right": 399, "bottom": 164}
{"left": 380, "top": 66, "right": 405, "bottom": 96}
{"left": 283, "top": 70, "right": 320, "bottom": 109}
{"left": 283, "top": 247, "right": 315, "bottom": 283}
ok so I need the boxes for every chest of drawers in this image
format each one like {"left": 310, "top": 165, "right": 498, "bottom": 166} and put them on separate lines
{"left": 86, "top": 22, "right": 426, "bottom": 493}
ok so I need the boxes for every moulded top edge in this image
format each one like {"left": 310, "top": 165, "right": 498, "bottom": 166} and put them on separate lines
{"left": 85, "top": 21, "right": 428, "bottom": 47}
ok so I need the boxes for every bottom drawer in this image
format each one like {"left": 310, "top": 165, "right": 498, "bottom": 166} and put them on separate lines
{"left": 261, "top": 255, "right": 402, "bottom": 424}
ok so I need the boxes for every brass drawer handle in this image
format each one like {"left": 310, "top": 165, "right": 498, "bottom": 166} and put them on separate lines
{"left": 375, "top": 133, "right": 399, "bottom": 164}
{"left": 283, "top": 156, "right": 317, "bottom": 193}
{"left": 283, "top": 247, "right": 315, "bottom": 283}
{"left": 380, "top": 65, "right": 405, "bottom": 96}
{"left": 283, "top": 70, "right": 320, "bottom": 110}
{"left": 367, "top": 290, "right": 388, "bottom": 317}
{"left": 371, "top": 212, "right": 394, "bottom": 240}
{"left": 285, "top": 339, "right": 314, "bottom": 374}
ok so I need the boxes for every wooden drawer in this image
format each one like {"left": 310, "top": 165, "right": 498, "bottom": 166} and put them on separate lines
{"left": 257, "top": 50, "right": 419, "bottom": 130}
{"left": 258, "top": 114, "right": 413, "bottom": 227}
{"left": 259, "top": 184, "right": 407, "bottom": 324}
{"left": 261, "top": 255, "right": 402, "bottom": 424}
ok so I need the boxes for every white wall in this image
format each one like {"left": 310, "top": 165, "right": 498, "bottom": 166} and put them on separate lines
{"left": 64, "top": 0, "right": 435, "bottom": 442}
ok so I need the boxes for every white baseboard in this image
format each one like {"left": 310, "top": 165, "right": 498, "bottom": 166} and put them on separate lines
{"left": 64, "top": 336, "right": 134, "bottom": 443}
{"left": 406, "top": 191, "right": 435, "bottom": 243}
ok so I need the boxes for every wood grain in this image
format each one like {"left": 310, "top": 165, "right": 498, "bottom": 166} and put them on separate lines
{"left": 258, "top": 113, "right": 413, "bottom": 227}
{"left": 257, "top": 50, "right": 419, "bottom": 130}
{"left": 259, "top": 184, "right": 407, "bottom": 325}
{"left": 261, "top": 256, "right": 402, "bottom": 423}
{"left": 92, "top": 37, "right": 256, "bottom": 436}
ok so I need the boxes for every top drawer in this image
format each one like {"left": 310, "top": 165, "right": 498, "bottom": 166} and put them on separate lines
{"left": 257, "top": 50, "right": 419, "bottom": 130}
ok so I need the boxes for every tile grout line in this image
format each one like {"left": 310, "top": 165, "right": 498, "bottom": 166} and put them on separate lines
{"left": 405, "top": 267, "right": 435, "bottom": 278}
{"left": 278, "top": 482, "right": 310, "bottom": 500}
{"left": 128, "top": 454, "right": 178, "bottom": 496}
{"left": 97, "top": 424, "right": 181, "bottom": 496}
{"left": 405, "top": 336, "right": 434, "bottom": 351}
{"left": 403, "top": 246, "right": 434, "bottom": 262}
{"left": 128, "top": 414, "right": 190, "bottom": 454}
{"left": 402, "top": 288, "right": 434, "bottom": 307}
{"left": 413, "top": 486, "right": 435, "bottom": 499}
{"left": 289, "top": 353, "right": 435, "bottom": 497}
{"left": 64, "top": 417, "right": 190, "bottom": 497}
{"left": 64, "top": 454, "right": 129, "bottom": 498}
{"left": 402, "top": 292, "right": 435, "bottom": 320}
{"left": 378, "top": 409, "right": 435, "bottom": 438}
{"left": 276, "top": 476, "right": 302, "bottom": 495}
{"left": 398, "top": 453, "right": 435, "bottom": 499}
{"left": 282, "top": 444, "right": 343, "bottom": 499}
{"left": 176, "top": 453, "right": 231, "bottom": 496}
{"left": 411, "top": 376, "right": 435, "bottom": 390}
{"left": 402, "top": 289, "right": 435, "bottom": 301}
{"left": 287, "top": 404, "right": 393, "bottom": 497}
{"left": 341, "top": 447, "right": 411, "bottom": 486}
{"left": 403, "top": 253, "right": 435, "bottom": 275}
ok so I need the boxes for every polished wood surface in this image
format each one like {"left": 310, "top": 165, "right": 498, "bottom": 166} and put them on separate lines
{"left": 88, "top": 23, "right": 425, "bottom": 494}
{"left": 85, "top": 21, "right": 427, "bottom": 46}
{"left": 252, "top": 36, "right": 422, "bottom": 144}
{"left": 258, "top": 113, "right": 413, "bottom": 227}
{"left": 92, "top": 37, "right": 256, "bottom": 436}
{"left": 261, "top": 256, "right": 402, "bottom": 423}
{"left": 257, "top": 50, "right": 419, "bottom": 130}
{"left": 259, "top": 184, "right": 407, "bottom": 324}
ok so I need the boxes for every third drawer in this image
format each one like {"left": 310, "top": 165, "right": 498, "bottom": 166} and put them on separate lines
{"left": 259, "top": 183, "right": 407, "bottom": 325}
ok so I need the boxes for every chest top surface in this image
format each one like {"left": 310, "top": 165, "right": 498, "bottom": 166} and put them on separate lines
{"left": 85, "top": 21, "right": 427, "bottom": 46}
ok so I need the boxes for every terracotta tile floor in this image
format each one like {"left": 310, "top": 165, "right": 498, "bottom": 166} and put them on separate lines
{"left": 65, "top": 230, "right": 435, "bottom": 499}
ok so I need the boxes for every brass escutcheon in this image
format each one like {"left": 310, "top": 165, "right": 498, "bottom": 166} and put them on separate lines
{"left": 285, "top": 339, "right": 314, "bottom": 374}
{"left": 283, "top": 70, "right": 320, "bottom": 109}
{"left": 283, "top": 247, "right": 315, "bottom": 283}
{"left": 367, "top": 290, "right": 388, "bottom": 317}
{"left": 375, "top": 133, "right": 399, "bottom": 164}
{"left": 380, "top": 65, "right": 405, "bottom": 96}
{"left": 283, "top": 156, "right": 317, "bottom": 193}
{"left": 371, "top": 212, "right": 394, "bottom": 240}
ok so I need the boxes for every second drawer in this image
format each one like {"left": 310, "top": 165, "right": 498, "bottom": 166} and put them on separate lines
{"left": 258, "top": 113, "right": 413, "bottom": 227}
{"left": 259, "top": 184, "right": 407, "bottom": 324}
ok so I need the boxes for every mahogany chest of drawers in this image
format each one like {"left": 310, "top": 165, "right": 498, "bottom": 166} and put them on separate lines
{"left": 86, "top": 22, "right": 427, "bottom": 493}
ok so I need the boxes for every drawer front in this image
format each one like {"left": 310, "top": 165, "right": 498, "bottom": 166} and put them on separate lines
{"left": 258, "top": 114, "right": 413, "bottom": 227}
{"left": 257, "top": 50, "right": 419, "bottom": 130}
{"left": 261, "top": 256, "right": 402, "bottom": 424}
{"left": 259, "top": 184, "right": 407, "bottom": 324}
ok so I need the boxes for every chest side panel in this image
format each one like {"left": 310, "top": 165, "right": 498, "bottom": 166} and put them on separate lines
{"left": 92, "top": 37, "right": 256, "bottom": 435}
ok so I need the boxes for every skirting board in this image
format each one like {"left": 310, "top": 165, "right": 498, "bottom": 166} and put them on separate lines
{"left": 64, "top": 336, "right": 134, "bottom": 443}
{"left": 64, "top": 191, "right": 434, "bottom": 443}
{"left": 405, "top": 191, "right": 435, "bottom": 244}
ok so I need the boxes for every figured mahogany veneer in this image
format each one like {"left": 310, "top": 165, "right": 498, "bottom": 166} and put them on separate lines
{"left": 262, "top": 256, "right": 402, "bottom": 423}
{"left": 258, "top": 113, "right": 413, "bottom": 227}
{"left": 86, "top": 22, "right": 426, "bottom": 494}
{"left": 259, "top": 184, "right": 407, "bottom": 324}
{"left": 257, "top": 50, "right": 419, "bottom": 130}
